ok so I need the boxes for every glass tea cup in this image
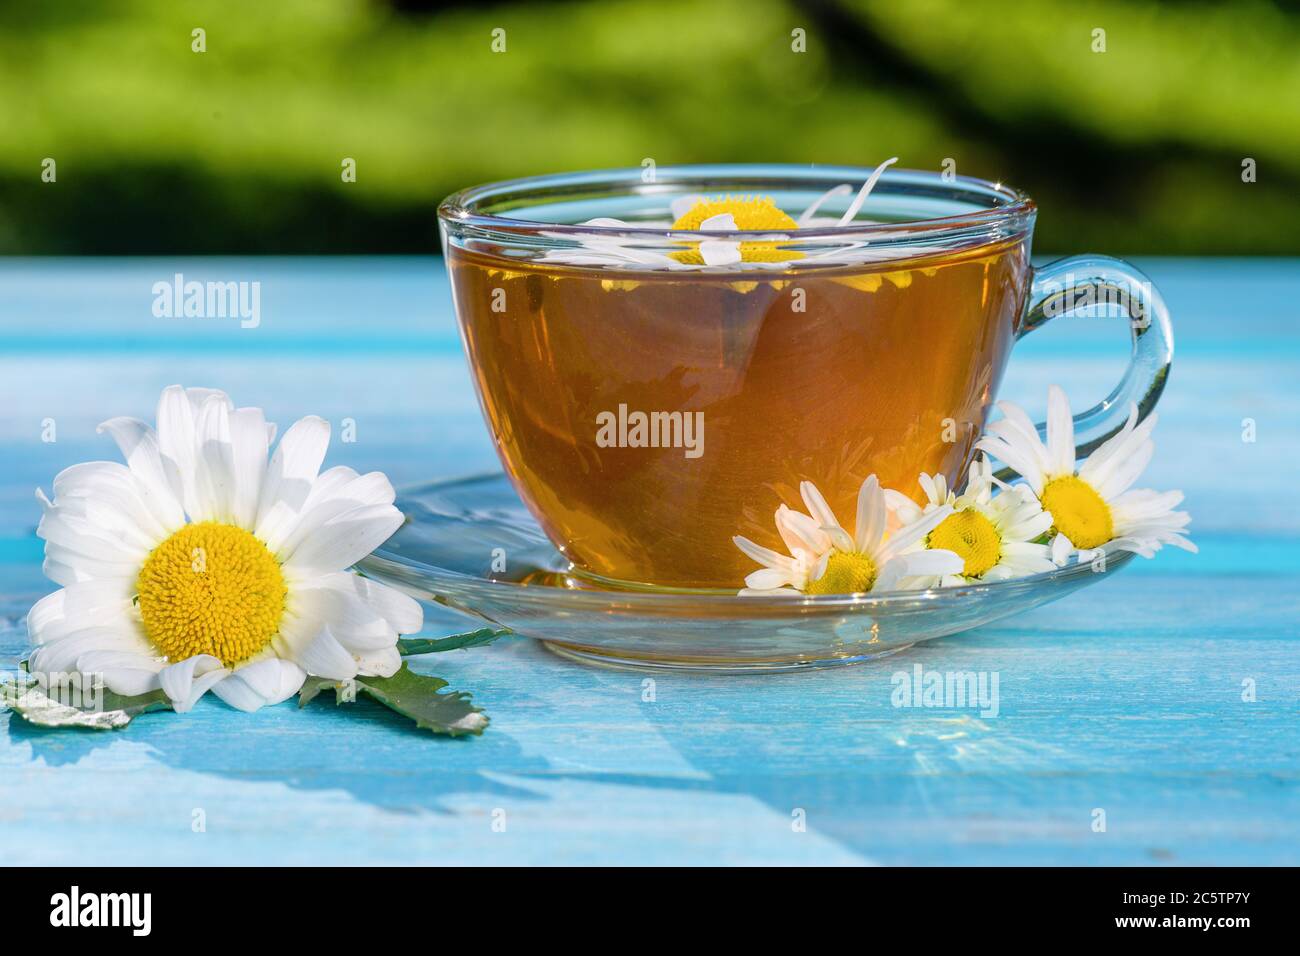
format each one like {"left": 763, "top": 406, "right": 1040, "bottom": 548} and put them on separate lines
{"left": 438, "top": 165, "right": 1171, "bottom": 590}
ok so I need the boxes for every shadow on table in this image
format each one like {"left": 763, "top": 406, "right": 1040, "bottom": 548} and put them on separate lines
{"left": 6, "top": 673, "right": 554, "bottom": 816}
{"left": 6, "top": 629, "right": 1070, "bottom": 857}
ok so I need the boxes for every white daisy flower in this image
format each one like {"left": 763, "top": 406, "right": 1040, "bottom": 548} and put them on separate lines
{"left": 733, "top": 475, "right": 964, "bottom": 595}
{"left": 885, "top": 457, "right": 1056, "bottom": 587}
{"left": 27, "top": 385, "right": 423, "bottom": 714}
{"left": 540, "top": 158, "right": 910, "bottom": 271}
{"left": 976, "top": 385, "right": 1196, "bottom": 563}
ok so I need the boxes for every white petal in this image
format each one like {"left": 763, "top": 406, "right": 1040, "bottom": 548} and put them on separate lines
{"left": 809, "top": 549, "right": 830, "bottom": 584}
{"left": 41, "top": 557, "right": 83, "bottom": 588}
{"left": 1110, "top": 487, "right": 1185, "bottom": 523}
{"left": 37, "top": 509, "right": 148, "bottom": 566}
{"left": 229, "top": 406, "right": 271, "bottom": 529}
{"left": 75, "top": 649, "right": 165, "bottom": 695}
{"left": 918, "top": 472, "right": 940, "bottom": 505}
{"left": 212, "top": 657, "right": 305, "bottom": 712}
{"left": 28, "top": 580, "right": 132, "bottom": 643}
{"left": 296, "top": 627, "right": 358, "bottom": 680}
{"left": 838, "top": 157, "right": 898, "bottom": 226}
{"left": 825, "top": 526, "right": 855, "bottom": 553}
{"left": 877, "top": 505, "right": 953, "bottom": 563}
{"left": 883, "top": 489, "right": 924, "bottom": 528}
{"left": 282, "top": 504, "right": 404, "bottom": 573}
{"left": 982, "top": 398, "right": 1054, "bottom": 488}
{"left": 98, "top": 662, "right": 166, "bottom": 697}
{"left": 182, "top": 387, "right": 234, "bottom": 412}
{"left": 779, "top": 506, "right": 831, "bottom": 555}
{"left": 698, "top": 213, "right": 737, "bottom": 231}
{"left": 1045, "top": 385, "right": 1076, "bottom": 476}
{"left": 699, "top": 240, "right": 742, "bottom": 266}
{"left": 158, "top": 655, "right": 229, "bottom": 713}
{"left": 875, "top": 549, "right": 963, "bottom": 591}
{"left": 774, "top": 505, "right": 806, "bottom": 556}
{"left": 799, "top": 480, "right": 837, "bottom": 529}
{"left": 1079, "top": 405, "right": 1153, "bottom": 489}
{"left": 51, "top": 461, "right": 172, "bottom": 545}
{"left": 854, "top": 475, "right": 887, "bottom": 553}
{"left": 95, "top": 417, "right": 186, "bottom": 528}
{"left": 745, "top": 567, "right": 792, "bottom": 590}
{"left": 255, "top": 415, "right": 331, "bottom": 539}
{"left": 798, "top": 184, "right": 852, "bottom": 225}
{"left": 26, "top": 588, "right": 67, "bottom": 640}
{"left": 976, "top": 435, "right": 1046, "bottom": 494}
{"left": 297, "top": 465, "right": 358, "bottom": 512}
{"left": 993, "top": 399, "right": 1045, "bottom": 451}
{"left": 1094, "top": 439, "right": 1154, "bottom": 500}
{"left": 155, "top": 384, "right": 201, "bottom": 517}
{"left": 354, "top": 645, "right": 401, "bottom": 678}
{"left": 733, "top": 535, "right": 791, "bottom": 571}
{"left": 191, "top": 395, "right": 236, "bottom": 522}
{"left": 311, "top": 571, "right": 424, "bottom": 634}
{"left": 322, "top": 470, "right": 398, "bottom": 509}
{"left": 295, "top": 584, "right": 397, "bottom": 652}
{"left": 29, "top": 627, "right": 148, "bottom": 676}
{"left": 42, "top": 541, "right": 138, "bottom": 584}
{"left": 271, "top": 472, "right": 398, "bottom": 560}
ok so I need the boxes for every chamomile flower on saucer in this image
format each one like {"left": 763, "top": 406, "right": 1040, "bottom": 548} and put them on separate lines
{"left": 540, "top": 158, "right": 905, "bottom": 271}
{"left": 976, "top": 385, "right": 1196, "bottom": 563}
{"left": 886, "top": 458, "right": 1056, "bottom": 587}
{"left": 27, "top": 385, "right": 423, "bottom": 713}
{"left": 733, "top": 474, "right": 964, "bottom": 595}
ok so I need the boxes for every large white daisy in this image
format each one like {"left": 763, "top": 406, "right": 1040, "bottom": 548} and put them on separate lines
{"left": 539, "top": 158, "right": 916, "bottom": 271}
{"left": 27, "top": 385, "right": 423, "bottom": 713}
{"left": 885, "top": 457, "right": 1056, "bottom": 587}
{"left": 976, "top": 385, "right": 1196, "bottom": 562}
{"left": 733, "top": 475, "right": 963, "bottom": 595}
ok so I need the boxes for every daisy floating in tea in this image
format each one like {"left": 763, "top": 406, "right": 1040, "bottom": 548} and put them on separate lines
{"left": 734, "top": 386, "right": 1194, "bottom": 595}
{"left": 541, "top": 157, "right": 906, "bottom": 270}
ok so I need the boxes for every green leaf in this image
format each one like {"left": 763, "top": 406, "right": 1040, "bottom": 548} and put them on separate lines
{"left": 0, "top": 676, "right": 171, "bottom": 730}
{"left": 296, "top": 676, "right": 334, "bottom": 709}
{"left": 297, "top": 664, "right": 488, "bottom": 737}
{"left": 397, "top": 626, "right": 507, "bottom": 657}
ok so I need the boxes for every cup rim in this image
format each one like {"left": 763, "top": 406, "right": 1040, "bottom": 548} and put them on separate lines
{"left": 438, "top": 163, "right": 1037, "bottom": 243}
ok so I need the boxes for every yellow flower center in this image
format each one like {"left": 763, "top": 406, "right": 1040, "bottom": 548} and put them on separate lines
{"left": 135, "top": 521, "right": 287, "bottom": 667}
{"left": 927, "top": 509, "right": 1002, "bottom": 578}
{"left": 806, "top": 551, "right": 878, "bottom": 595}
{"left": 671, "top": 195, "right": 801, "bottom": 264}
{"left": 1040, "top": 475, "right": 1114, "bottom": 550}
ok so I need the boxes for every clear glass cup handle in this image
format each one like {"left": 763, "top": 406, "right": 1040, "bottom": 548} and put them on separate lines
{"left": 1011, "top": 254, "right": 1174, "bottom": 464}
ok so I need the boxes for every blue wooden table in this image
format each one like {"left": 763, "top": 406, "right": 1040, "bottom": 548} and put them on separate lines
{"left": 2, "top": 256, "right": 1297, "bottom": 865}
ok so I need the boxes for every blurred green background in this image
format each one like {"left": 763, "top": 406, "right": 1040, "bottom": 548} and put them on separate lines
{"left": 2, "top": 0, "right": 1297, "bottom": 255}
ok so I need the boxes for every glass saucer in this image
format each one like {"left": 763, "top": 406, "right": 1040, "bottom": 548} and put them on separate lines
{"left": 358, "top": 473, "right": 1133, "bottom": 673}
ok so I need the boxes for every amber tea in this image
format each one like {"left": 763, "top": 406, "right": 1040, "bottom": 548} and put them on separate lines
{"left": 449, "top": 238, "right": 1030, "bottom": 589}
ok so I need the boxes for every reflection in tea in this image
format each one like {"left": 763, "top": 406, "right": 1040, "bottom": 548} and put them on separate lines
{"left": 450, "top": 240, "right": 1030, "bottom": 588}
